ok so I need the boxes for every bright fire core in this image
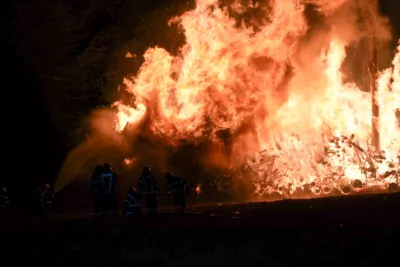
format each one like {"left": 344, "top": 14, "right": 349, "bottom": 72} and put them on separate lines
{"left": 114, "top": 0, "right": 399, "bottom": 198}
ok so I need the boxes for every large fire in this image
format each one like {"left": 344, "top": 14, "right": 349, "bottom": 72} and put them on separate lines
{"left": 113, "top": 0, "right": 399, "bottom": 199}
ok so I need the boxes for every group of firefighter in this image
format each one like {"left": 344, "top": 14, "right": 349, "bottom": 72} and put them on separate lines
{"left": 0, "top": 163, "right": 189, "bottom": 219}
{"left": 0, "top": 183, "right": 55, "bottom": 219}
{"left": 91, "top": 163, "right": 190, "bottom": 217}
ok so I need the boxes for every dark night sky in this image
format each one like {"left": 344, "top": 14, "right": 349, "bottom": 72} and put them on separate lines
{"left": 6, "top": 1, "right": 62, "bottom": 211}
{"left": 4, "top": 0, "right": 400, "bottom": 212}
{"left": 7, "top": 16, "right": 62, "bottom": 211}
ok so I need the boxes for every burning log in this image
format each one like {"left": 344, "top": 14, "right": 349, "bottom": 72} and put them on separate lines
{"left": 323, "top": 186, "right": 331, "bottom": 194}
{"left": 381, "top": 170, "right": 396, "bottom": 179}
{"left": 341, "top": 135, "right": 364, "bottom": 153}
{"left": 352, "top": 179, "right": 363, "bottom": 189}
{"left": 341, "top": 186, "right": 351, "bottom": 194}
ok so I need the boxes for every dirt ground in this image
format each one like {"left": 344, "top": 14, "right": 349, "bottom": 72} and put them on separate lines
{"left": 2, "top": 193, "right": 400, "bottom": 267}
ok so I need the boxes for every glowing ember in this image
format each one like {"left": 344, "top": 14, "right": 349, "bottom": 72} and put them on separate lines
{"left": 114, "top": 0, "right": 400, "bottom": 198}
{"left": 125, "top": 52, "right": 136, "bottom": 59}
{"left": 195, "top": 184, "right": 201, "bottom": 195}
{"left": 124, "top": 157, "right": 136, "bottom": 166}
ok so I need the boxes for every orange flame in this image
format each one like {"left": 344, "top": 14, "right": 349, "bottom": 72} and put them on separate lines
{"left": 124, "top": 157, "right": 137, "bottom": 166}
{"left": 114, "top": 0, "right": 400, "bottom": 198}
{"left": 195, "top": 184, "right": 201, "bottom": 194}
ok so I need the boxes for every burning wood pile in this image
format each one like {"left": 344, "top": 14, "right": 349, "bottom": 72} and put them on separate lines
{"left": 240, "top": 133, "right": 400, "bottom": 199}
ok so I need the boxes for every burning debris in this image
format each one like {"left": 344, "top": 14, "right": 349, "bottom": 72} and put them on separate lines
{"left": 243, "top": 133, "right": 399, "bottom": 199}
